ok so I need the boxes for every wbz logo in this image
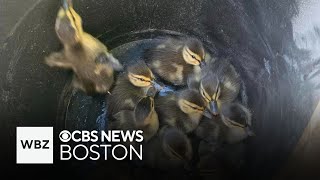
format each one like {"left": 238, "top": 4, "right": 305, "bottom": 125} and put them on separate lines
{"left": 20, "top": 139, "right": 50, "bottom": 149}
{"left": 16, "top": 127, "right": 53, "bottom": 164}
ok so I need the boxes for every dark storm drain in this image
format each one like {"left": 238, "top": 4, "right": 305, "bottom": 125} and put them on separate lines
{"left": 55, "top": 31, "right": 249, "bottom": 178}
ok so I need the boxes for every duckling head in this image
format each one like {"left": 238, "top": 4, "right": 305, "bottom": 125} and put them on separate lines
{"left": 55, "top": 0, "right": 83, "bottom": 47}
{"left": 177, "top": 89, "right": 206, "bottom": 118}
{"left": 134, "top": 96, "right": 155, "bottom": 127}
{"left": 199, "top": 73, "right": 221, "bottom": 115}
{"left": 127, "top": 61, "right": 163, "bottom": 90}
{"left": 220, "top": 103, "right": 254, "bottom": 136}
{"left": 182, "top": 38, "right": 206, "bottom": 67}
{"left": 161, "top": 127, "right": 193, "bottom": 162}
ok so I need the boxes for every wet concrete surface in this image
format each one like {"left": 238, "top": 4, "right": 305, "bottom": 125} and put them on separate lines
{"left": 0, "top": 0, "right": 39, "bottom": 43}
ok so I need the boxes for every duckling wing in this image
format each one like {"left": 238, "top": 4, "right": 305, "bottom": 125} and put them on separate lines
{"left": 187, "top": 73, "right": 201, "bottom": 90}
{"left": 145, "top": 40, "right": 192, "bottom": 85}
{"left": 155, "top": 93, "right": 197, "bottom": 133}
{"left": 219, "top": 72, "right": 241, "bottom": 103}
{"left": 107, "top": 75, "right": 144, "bottom": 115}
{"left": 109, "top": 110, "right": 135, "bottom": 130}
{"left": 221, "top": 103, "right": 252, "bottom": 127}
{"left": 70, "top": 63, "right": 113, "bottom": 95}
{"left": 195, "top": 117, "right": 220, "bottom": 141}
{"left": 155, "top": 93, "right": 179, "bottom": 126}
{"left": 144, "top": 38, "right": 183, "bottom": 62}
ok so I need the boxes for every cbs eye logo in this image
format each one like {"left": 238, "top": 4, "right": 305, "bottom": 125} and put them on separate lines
{"left": 59, "top": 130, "right": 71, "bottom": 142}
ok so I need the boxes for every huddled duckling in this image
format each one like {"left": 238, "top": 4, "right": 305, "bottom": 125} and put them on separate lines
{"left": 197, "top": 140, "right": 225, "bottom": 179}
{"left": 196, "top": 102, "right": 254, "bottom": 145}
{"left": 110, "top": 92, "right": 159, "bottom": 142}
{"left": 107, "top": 61, "right": 162, "bottom": 116}
{"left": 199, "top": 59, "right": 241, "bottom": 115}
{"left": 195, "top": 103, "right": 253, "bottom": 178}
{"left": 45, "top": 0, "right": 122, "bottom": 95}
{"left": 219, "top": 102, "right": 254, "bottom": 143}
{"left": 155, "top": 89, "right": 206, "bottom": 134}
{"left": 44, "top": 1, "right": 254, "bottom": 176}
{"left": 143, "top": 126, "right": 193, "bottom": 170}
{"left": 145, "top": 37, "right": 206, "bottom": 86}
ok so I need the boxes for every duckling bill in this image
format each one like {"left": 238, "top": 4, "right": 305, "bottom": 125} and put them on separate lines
{"left": 45, "top": 0, "right": 122, "bottom": 95}
{"left": 145, "top": 37, "right": 206, "bottom": 86}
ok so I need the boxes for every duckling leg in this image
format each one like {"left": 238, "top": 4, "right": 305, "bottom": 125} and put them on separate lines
{"left": 45, "top": 52, "right": 73, "bottom": 70}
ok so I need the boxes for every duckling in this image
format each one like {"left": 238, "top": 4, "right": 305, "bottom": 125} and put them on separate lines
{"left": 199, "top": 59, "right": 241, "bottom": 115}
{"left": 45, "top": 0, "right": 122, "bottom": 95}
{"left": 197, "top": 137, "right": 245, "bottom": 180}
{"left": 220, "top": 102, "right": 254, "bottom": 144}
{"left": 194, "top": 103, "right": 253, "bottom": 178}
{"left": 187, "top": 71, "right": 202, "bottom": 91}
{"left": 107, "top": 61, "right": 162, "bottom": 116}
{"left": 145, "top": 37, "right": 206, "bottom": 86}
{"left": 196, "top": 104, "right": 253, "bottom": 178}
{"left": 197, "top": 140, "right": 225, "bottom": 179}
{"left": 155, "top": 89, "right": 206, "bottom": 134}
{"left": 143, "top": 126, "right": 193, "bottom": 170}
{"left": 110, "top": 95, "right": 159, "bottom": 142}
{"left": 196, "top": 102, "right": 254, "bottom": 145}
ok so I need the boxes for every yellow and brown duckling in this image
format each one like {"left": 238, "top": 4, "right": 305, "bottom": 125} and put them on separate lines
{"left": 199, "top": 59, "right": 241, "bottom": 115}
{"left": 109, "top": 92, "right": 159, "bottom": 142}
{"left": 45, "top": 0, "right": 122, "bottom": 95}
{"left": 155, "top": 89, "right": 206, "bottom": 134}
{"left": 107, "top": 61, "right": 162, "bottom": 116}
{"left": 145, "top": 37, "right": 206, "bottom": 86}
{"left": 196, "top": 102, "right": 254, "bottom": 145}
{"left": 143, "top": 126, "right": 193, "bottom": 170}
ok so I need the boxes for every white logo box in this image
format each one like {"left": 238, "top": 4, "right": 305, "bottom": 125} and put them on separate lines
{"left": 16, "top": 127, "right": 53, "bottom": 164}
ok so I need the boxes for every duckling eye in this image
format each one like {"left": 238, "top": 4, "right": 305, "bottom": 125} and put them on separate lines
{"left": 186, "top": 104, "right": 203, "bottom": 111}
{"left": 137, "top": 77, "right": 149, "bottom": 82}
{"left": 193, "top": 106, "right": 203, "bottom": 111}
{"left": 191, "top": 55, "right": 200, "bottom": 62}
